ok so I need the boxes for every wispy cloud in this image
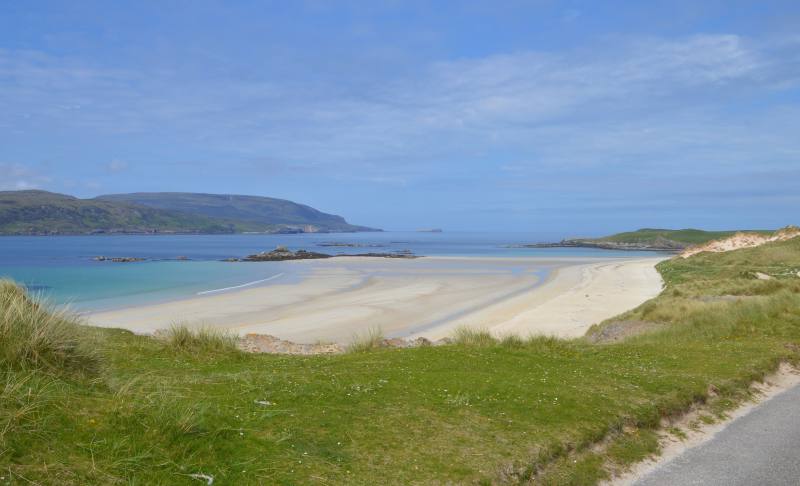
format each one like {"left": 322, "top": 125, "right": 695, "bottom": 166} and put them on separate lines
{"left": 0, "top": 163, "right": 52, "bottom": 191}
{"left": 106, "top": 159, "right": 129, "bottom": 173}
{"left": 1, "top": 31, "right": 798, "bottom": 229}
{"left": 2, "top": 34, "right": 794, "bottom": 159}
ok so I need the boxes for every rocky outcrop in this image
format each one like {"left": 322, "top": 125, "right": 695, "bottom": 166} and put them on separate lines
{"left": 520, "top": 236, "right": 684, "bottom": 251}
{"left": 93, "top": 256, "right": 146, "bottom": 262}
{"left": 227, "top": 246, "right": 419, "bottom": 262}
{"left": 241, "top": 247, "right": 332, "bottom": 261}
{"left": 679, "top": 226, "right": 800, "bottom": 258}
{"left": 343, "top": 250, "right": 418, "bottom": 259}
{"left": 317, "top": 242, "right": 385, "bottom": 248}
{"left": 239, "top": 334, "right": 344, "bottom": 354}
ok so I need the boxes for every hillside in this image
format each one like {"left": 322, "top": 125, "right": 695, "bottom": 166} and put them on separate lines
{"left": 0, "top": 190, "right": 377, "bottom": 235}
{"left": 530, "top": 228, "right": 773, "bottom": 251}
{"left": 0, "top": 190, "right": 234, "bottom": 235}
{"left": 97, "top": 192, "right": 377, "bottom": 233}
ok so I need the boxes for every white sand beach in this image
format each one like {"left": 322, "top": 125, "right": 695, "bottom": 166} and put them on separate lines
{"left": 86, "top": 255, "right": 666, "bottom": 343}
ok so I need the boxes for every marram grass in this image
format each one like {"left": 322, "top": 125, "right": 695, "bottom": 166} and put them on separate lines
{"left": 162, "top": 323, "right": 239, "bottom": 354}
{"left": 346, "top": 325, "right": 384, "bottom": 353}
{"left": 0, "top": 279, "right": 100, "bottom": 375}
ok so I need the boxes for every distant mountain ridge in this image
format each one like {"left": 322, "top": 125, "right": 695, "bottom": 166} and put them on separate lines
{"left": 0, "top": 190, "right": 378, "bottom": 235}
{"left": 96, "top": 192, "right": 374, "bottom": 232}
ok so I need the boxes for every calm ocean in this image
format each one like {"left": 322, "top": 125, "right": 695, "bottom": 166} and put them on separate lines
{"left": 0, "top": 232, "right": 662, "bottom": 311}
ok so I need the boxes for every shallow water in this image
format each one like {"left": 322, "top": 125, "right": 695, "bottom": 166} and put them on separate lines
{"left": 0, "top": 231, "right": 664, "bottom": 310}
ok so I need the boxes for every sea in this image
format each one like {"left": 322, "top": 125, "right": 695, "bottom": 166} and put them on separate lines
{"left": 0, "top": 232, "right": 662, "bottom": 311}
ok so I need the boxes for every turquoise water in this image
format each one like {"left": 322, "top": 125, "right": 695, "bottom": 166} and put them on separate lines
{"left": 0, "top": 232, "right": 665, "bottom": 310}
{"left": 4, "top": 260, "right": 302, "bottom": 311}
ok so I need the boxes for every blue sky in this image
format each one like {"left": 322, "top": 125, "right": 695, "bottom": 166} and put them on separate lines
{"left": 1, "top": 1, "right": 799, "bottom": 236}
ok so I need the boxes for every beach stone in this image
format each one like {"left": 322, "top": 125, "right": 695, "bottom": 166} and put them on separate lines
{"left": 381, "top": 338, "right": 408, "bottom": 348}
{"left": 411, "top": 337, "right": 432, "bottom": 347}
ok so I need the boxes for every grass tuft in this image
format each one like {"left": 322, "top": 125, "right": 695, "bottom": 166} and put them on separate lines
{"left": 452, "top": 326, "right": 496, "bottom": 346}
{"left": 0, "top": 371, "right": 58, "bottom": 449}
{"left": 162, "top": 323, "right": 239, "bottom": 354}
{"left": 0, "top": 279, "right": 101, "bottom": 375}
{"left": 499, "top": 333, "right": 525, "bottom": 348}
{"left": 347, "top": 326, "right": 384, "bottom": 353}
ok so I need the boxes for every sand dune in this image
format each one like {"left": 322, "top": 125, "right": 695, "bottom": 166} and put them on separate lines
{"left": 86, "top": 255, "right": 665, "bottom": 343}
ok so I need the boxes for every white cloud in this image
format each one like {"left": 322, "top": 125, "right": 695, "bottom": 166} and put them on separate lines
{"left": 0, "top": 34, "right": 798, "bottom": 187}
{"left": 106, "top": 159, "right": 129, "bottom": 173}
{"left": 0, "top": 163, "right": 52, "bottom": 191}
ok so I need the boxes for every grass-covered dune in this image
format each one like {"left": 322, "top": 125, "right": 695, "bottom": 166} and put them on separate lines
{"left": 2, "top": 237, "right": 800, "bottom": 484}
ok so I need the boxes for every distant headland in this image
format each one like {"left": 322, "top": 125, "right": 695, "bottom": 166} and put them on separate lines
{"left": 0, "top": 190, "right": 380, "bottom": 235}
{"left": 516, "top": 228, "right": 775, "bottom": 251}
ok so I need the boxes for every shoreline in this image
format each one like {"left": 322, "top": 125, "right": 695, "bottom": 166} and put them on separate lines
{"left": 86, "top": 255, "right": 666, "bottom": 344}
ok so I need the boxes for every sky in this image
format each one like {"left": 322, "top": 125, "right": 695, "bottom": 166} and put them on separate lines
{"left": 1, "top": 1, "right": 799, "bottom": 236}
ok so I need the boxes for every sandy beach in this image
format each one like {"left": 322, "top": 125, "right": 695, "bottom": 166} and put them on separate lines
{"left": 86, "top": 255, "right": 666, "bottom": 343}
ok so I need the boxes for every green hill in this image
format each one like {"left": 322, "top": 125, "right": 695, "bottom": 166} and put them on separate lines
{"left": 0, "top": 190, "right": 234, "bottom": 235}
{"left": 0, "top": 190, "right": 378, "bottom": 235}
{"left": 595, "top": 228, "right": 770, "bottom": 246}
{"left": 540, "top": 228, "right": 774, "bottom": 251}
{"left": 97, "top": 192, "right": 378, "bottom": 233}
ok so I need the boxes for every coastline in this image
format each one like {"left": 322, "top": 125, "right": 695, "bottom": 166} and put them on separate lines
{"left": 86, "top": 255, "right": 666, "bottom": 343}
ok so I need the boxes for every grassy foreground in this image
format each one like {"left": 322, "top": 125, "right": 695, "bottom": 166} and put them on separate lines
{"left": 2, "top": 237, "right": 800, "bottom": 484}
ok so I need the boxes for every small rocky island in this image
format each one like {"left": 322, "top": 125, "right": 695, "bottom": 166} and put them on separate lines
{"left": 93, "top": 256, "right": 146, "bottom": 263}
{"left": 241, "top": 247, "right": 332, "bottom": 261}
{"left": 226, "top": 246, "right": 419, "bottom": 262}
{"left": 316, "top": 242, "right": 386, "bottom": 248}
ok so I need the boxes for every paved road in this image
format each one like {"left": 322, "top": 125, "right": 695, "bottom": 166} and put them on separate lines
{"left": 634, "top": 384, "right": 800, "bottom": 485}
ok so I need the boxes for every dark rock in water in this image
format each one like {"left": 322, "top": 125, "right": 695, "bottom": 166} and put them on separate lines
{"left": 231, "top": 246, "right": 420, "bottom": 262}
{"left": 93, "top": 256, "right": 146, "bottom": 262}
{"left": 317, "top": 242, "right": 385, "bottom": 248}
{"left": 242, "top": 246, "right": 332, "bottom": 261}
{"left": 343, "top": 252, "right": 418, "bottom": 259}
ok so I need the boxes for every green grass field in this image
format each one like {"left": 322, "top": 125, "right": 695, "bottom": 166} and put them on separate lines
{"left": 2, "top": 235, "right": 800, "bottom": 484}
